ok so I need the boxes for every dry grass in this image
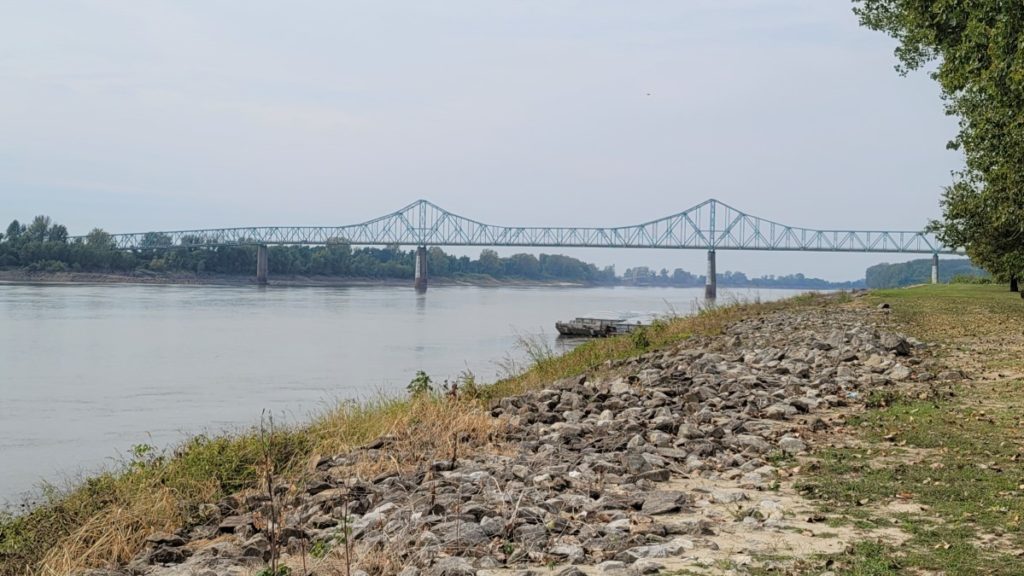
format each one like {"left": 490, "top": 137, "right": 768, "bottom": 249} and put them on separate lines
{"left": 3, "top": 430, "right": 309, "bottom": 576}
{"left": 310, "top": 394, "right": 510, "bottom": 478}
{"left": 38, "top": 488, "right": 179, "bottom": 576}
{"left": 1, "top": 291, "right": 841, "bottom": 576}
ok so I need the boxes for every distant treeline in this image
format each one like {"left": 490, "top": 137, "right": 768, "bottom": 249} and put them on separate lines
{"left": 0, "top": 216, "right": 616, "bottom": 283}
{"left": 0, "top": 214, "right": 864, "bottom": 288}
{"left": 865, "top": 258, "right": 988, "bottom": 288}
{"left": 621, "top": 266, "right": 865, "bottom": 290}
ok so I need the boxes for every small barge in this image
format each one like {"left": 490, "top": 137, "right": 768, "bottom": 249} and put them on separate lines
{"left": 555, "top": 317, "right": 644, "bottom": 337}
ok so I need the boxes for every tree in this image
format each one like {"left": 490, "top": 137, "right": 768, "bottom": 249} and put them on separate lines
{"left": 855, "top": 1, "right": 1024, "bottom": 290}
{"left": 506, "top": 253, "right": 540, "bottom": 278}
{"left": 477, "top": 249, "right": 503, "bottom": 277}
{"left": 25, "top": 215, "right": 51, "bottom": 243}
{"left": 5, "top": 220, "right": 22, "bottom": 242}
{"left": 929, "top": 179, "right": 1024, "bottom": 288}
{"left": 48, "top": 224, "right": 68, "bottom": 244}
{"left": 427, "top": 246, "right": 452, "bottom": 277}
{"left": 140, "top": 232, "right": 173, "bottom": 248}
{"left": 86, "top": 228, "right": 115, "bottom": 249}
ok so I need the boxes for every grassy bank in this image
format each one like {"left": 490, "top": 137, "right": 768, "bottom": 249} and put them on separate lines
{"left": 789, "top": 284, "right": 1024, "bottom": 575}
{"left": 0, "top": 292, "right": 834, "bottom": 575}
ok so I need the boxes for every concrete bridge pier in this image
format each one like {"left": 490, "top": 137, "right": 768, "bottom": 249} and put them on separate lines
{"left": 931, "top": 253, "right": 939, "bottom": 284}
{"left": 705, "top": 249, "right": 717, "bottom": 300}
{"left": 414, "top": 245, "right": 428, "bottom": 292}
{"left": 256, "top": 244, "right": 269, "bottom": 285}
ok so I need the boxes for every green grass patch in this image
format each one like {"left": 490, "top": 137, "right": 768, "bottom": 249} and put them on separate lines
{"left": 796, "top": 285, "right": 1024, "bottom": 575}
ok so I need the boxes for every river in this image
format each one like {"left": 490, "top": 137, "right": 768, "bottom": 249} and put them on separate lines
{"left": 0, "top": 282, "right": 810, "bottom": 505}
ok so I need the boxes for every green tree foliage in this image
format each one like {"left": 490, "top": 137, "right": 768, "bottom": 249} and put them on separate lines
{"left": 623, "top": 266, "right": 862, "bottom": 289}
{"left": 865, "top": 258, "right": 987, "bottom": 288}
{"left": 24, "top": 215, "right": 51, "bottom": 243}
{"left": 0, "top": 216, "right": 618, "bottom": 283}
{"left": 6, "top": 220, "right": 23, "bottom": 241}
{"left": 0, "top": 215, "right": 869, "bottom": 288}
{"left": 854, "top": 1, "right": 1024, "bottom": 286}
{"left": 85, "top": 229, "right": 114, "bottom": 250}
{"left": 47, "top": 224, "right": 68, "bottom": 244}
{"left": 476, "top": 249, "right": 503, "bottom": 277}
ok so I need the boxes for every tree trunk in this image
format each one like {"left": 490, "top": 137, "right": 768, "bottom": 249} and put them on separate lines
{"left": 1011, "top": 275, "right": 1019, "bottom": 293}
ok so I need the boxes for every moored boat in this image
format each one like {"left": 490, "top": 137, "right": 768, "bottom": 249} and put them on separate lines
{"left": 555, "top": 317, "right": 644, "bottom": 337}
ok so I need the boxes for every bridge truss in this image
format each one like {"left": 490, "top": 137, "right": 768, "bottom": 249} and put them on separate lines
{"left": 74, "top": 199, "right": 957, "bottom": 254}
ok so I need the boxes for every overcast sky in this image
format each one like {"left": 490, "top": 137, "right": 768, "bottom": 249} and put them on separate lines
{"left": 0, "top": 1, "right": 961, "bottom": 280}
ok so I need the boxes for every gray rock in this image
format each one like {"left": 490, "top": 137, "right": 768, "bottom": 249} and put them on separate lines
{"left": 889, "top": 364, "right": 912, "bottom": 381}
{"left": 240, "top": 533, "right": 270, "bottom": 561}
{"left": 513, "top": 523, "right": 548, "bottom": 547}
{"left": 880, "top": 333, "right": 911, "bottom": 356}
{"left": 734, "top": 434, "right": 771, "bottom": 452}
{"left": 641, "top": 491, "right": 687, "bottom": 515}
{"left": 480, "top": 515, "right": 505, "bottom": 537}
{"left": 617, "top": 539, "right": 689, "bottom": 562}
{"left": 756, "top": 499, "right": 785, "bottom": 521}
{"left": 429, "top": 557, "right": 477, "bottom": 576}
{"left": 148, "top": 546, "right": 191, "bottom": 564}
{"left": 778, "top": 436, "right": 807, "bottom": 455}
{"left": 475, "top": 556, "right": 502, "bottom": 569}
{"left": 217, "top": 513, "right": 253, "bottom": 534}
{"left": 598, "top": 560, "right": 628, "bottom": 574}
{"left": 711, "top": 490, "right": 747, "bottom": 504}
{"left": 549, "top": 543, "right": 586, "bottom": 564}
{"left": 622, "top": 451, "right": 653, "bottom": 474}
{"left": 635, "top": 469, "right": 671, "bottom": 482}
{"left": 435, "top": 521, "right": 490, "bottom": 547}
{"left": 628, "top": 559, "right": 666, "bottom": 575}
{"left": 763, "top": 403, "right": 797, "bottom": 420}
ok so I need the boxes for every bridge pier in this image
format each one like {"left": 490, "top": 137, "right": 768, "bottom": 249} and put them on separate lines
{"left": 931, "top": 253, "right": 938, "bottom": 284}
{"left": 705, "top": 250, "right": 717, "bottom": 300}
{"left": 414, "top": 245, "right": 428, "bottom": 292}
{"left": 256, "top": 244, "right": 269, "bottom": 285}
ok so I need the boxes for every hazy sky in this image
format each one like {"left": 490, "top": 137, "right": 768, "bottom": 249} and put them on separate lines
{"left": 0, "top": 1, "right": 962, "bottom": 280}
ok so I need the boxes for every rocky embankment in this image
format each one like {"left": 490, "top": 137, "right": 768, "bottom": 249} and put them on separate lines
{"left": 89, "top": 299, "right": 956, "bottom": 576}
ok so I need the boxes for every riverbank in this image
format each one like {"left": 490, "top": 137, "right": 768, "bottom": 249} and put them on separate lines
{"left": 0, "top": 269, "right": 861, "bottom": 291}
{"left": 0, "top": 269, "right": 594, "bottom": 288}
{"left": 3, "top": 285, "right": 1019, "bottom": 575}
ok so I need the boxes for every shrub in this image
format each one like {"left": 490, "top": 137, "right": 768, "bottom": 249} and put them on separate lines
{"left": 950, "top": 274, "right": 993, "bottom": 284}
{"left": 407, "top": 370, "right": 433, "bottom": 397}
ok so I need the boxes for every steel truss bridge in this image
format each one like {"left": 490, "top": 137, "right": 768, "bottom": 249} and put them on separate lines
{"left": 79, "top": 198, "right": 954, "bottom": 254}
{"left": 74, "top": 199, "right": 960, "bottom": 294}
